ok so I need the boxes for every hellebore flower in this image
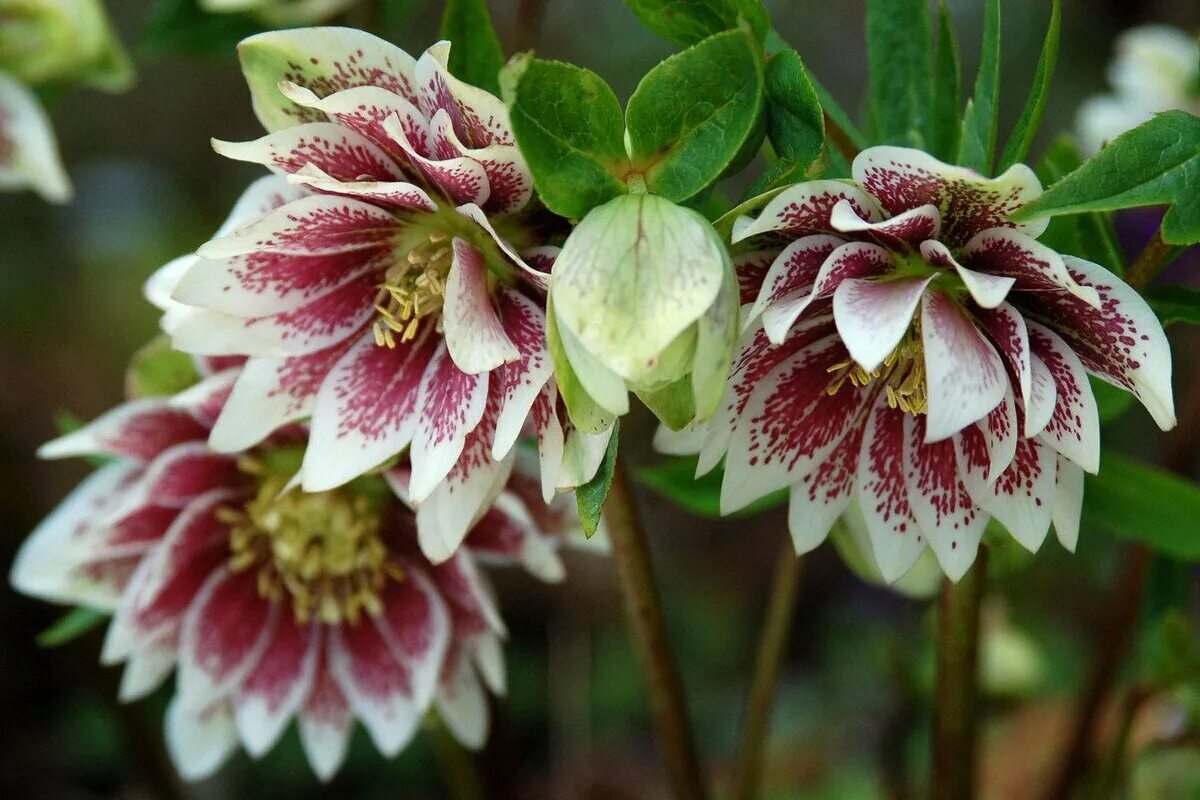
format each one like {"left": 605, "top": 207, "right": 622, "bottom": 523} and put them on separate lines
{"left": 199, "top": 0, "right": 361, "bottom": 26}
{"left": 0, "top": 0, "right": 133, "bottom": 201}
{"left": 10, "top": 369, "right": 586, "bottom": 781}
{"left": 149, "top": 28, "right": 597, "bottom": 560}
{"left": 548, "top": 192, "right": 740, "bottom": 432}
{"left": 659, "top": 146, "right": 1175, "bottom": 581}
{"left": 1077, "top": 25, "right": 1200, "bottom": 155}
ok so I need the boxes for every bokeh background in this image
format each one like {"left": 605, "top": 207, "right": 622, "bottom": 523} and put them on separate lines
{"left": 2, "top": 0, "right": 1199, "bottom": 797}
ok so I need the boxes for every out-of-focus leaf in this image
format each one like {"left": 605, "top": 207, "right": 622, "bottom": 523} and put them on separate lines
{"left": 621, "top": 0, "right": 768, "bottom": 47}
{"left": 577, "top": 421, "right": 620, "bottom": 537}
{"left": 957, "top": 0, "right": 1000, "bottom": 173}
{"left": 126, "top": 335, "right": 200, "bottom": 398}
{"left": 37, "top": 607, "right": 106, "bottom": 647}
{"left": 996, "top": 0, "right": 1060, "bottom": 171}
{"left": 866, "top": 0, "right": 932, "bottom": 147}
{"left": 1142, "top": 608, "right": 1200, "bottom": 688}
{"left": 1145, "top": 285, "right": 1200, "bottom": 326}
{"left": 1092, "top": 377, "right": 1135, "bottom": 423}
{"left": 141, "top": 0, "right": 261, "bottom": 58}
{"left": 1035, "top": 135, "right": 1126, "bottom": 275}
{"left": 439, "top": 0, "right": 505, "bottom": 94}
{"left": 1085, "top": 453, "right": 1200, "bottom": 560}
{"left": 626, "top": 28, "right": 764, "bottom": 202}
{"left": 1015, "top": 111, "right": 1200, "bottom": 246}
{"left": 638, "top": 456, "right": 785, "bottom": 517}
{"left": 930, "top": 1, "right": 961, "bottom": 162}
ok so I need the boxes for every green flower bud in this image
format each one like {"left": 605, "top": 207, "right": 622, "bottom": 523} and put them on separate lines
{"left": 0, "top": 0, "right": 133, "bottom": 92}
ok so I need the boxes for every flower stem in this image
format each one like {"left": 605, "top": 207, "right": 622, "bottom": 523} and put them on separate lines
{"left": 824, "top": 112, "right": 861, "bottom": 164}
{"left": 1041, "top": 544, "right": 1151, "bottom": 800}
{"left": 730, "top": 542, "right": 803, "bottom": 800}
{"left": 931, "top": 548, "right": 988, "bottom": 800}
{"left": 431, "top": 719, "right": 485, "bottom": 800}
{"left": 1125, "top": 225, "right": 1181, "bottom": 291}
{"left": 603, "top": 461, "right": 709, "bottom": 800}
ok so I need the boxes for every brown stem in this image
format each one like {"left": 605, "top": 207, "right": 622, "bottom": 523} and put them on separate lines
{"left": 1042, "top": 544, "right": 1151, "bottom": 800}
{"left": 1125, "top": 226, "right": 1178, "bottom": 291}
{"left": 431, "top": 719, "right": 485, "bottom": 800}
{"left": 603, "top": 462, "right": 709, "bottom": 800}
{"left": 730, "top": 542, "right": 802, "bottom": 800}
{"left": 931, "top": 548, "right": 988, "bottom": 800}
{"left": 512, "top": 0, "right": 551, "bottom": 52}
{"left": 1090, "top": 685, "right": 1151, "bottom": 800}
{"left": 823, "top": 112, "right": 861, "bottom": 164}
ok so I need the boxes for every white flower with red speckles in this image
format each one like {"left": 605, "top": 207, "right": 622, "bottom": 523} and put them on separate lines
{"left": 147, "top": 28, "right": 595, "bottom": 562}
{"left": 0, "top": 72, "right": 70, "bottom": 201}
{"left": 9, "top": 369, "right": 584, "bottom": 781}
{"left": 659, "top": 146, "right": 1175, "bottom": 581}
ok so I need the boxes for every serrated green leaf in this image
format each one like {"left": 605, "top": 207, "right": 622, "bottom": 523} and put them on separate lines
{"left": 957, "top": 0, "right": 1000, "bottom": 173}
{"left": 764, "top": 49, "right": 824, "bottom": 165}
{"left": 626, "top": 28, "right": 764, "bottom": 202}
{"left": 503, "top": 55, "right": 629, "bottom": 219}
{"left": 439, "top": 0, "right": 505, "bottom": 94}
{"left": 745, "top": 146, "right": 830, "bottom": 196}
{"left": 37, "top": 607, "right": 107, "bottom": 647}
{"left": 1145, "top": 285, "right": 1200, "bottom": 327}
{"left": 930, "top": 1, "right": 961, "bottom": 162}
{"left": 996, "top": 0, "right": 1060, "bottom": 171}
{"left": 866, "top": 0, "right": 933, "bottom": 147}
{"left": 622, "top": 0, "right": 768, "bottom": 47}
{"left": 637, "top": 456, "right": 785, "bottom": 517}
{"left": 577, "top": 420, "right": 620, "bottom": 537}
{"left": 126, "top": 336, "right": 200, "bottom": 398}
{"left": 1034, "top": 135, "right": 1126, "bottom": 275}
{"left": 141, "top": 0, "right": 261, "bottom": 58}
{"left": 1014, "top": 111, "right": 1200, "bottom": 246}
{"left": 1085, "top": 453, "right": 1200, "bottom": 560}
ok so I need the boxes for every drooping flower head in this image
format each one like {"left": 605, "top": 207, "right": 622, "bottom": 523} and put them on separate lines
{"left": 660, "top": 146, "right": 1175, "bottom": 581}
{"left": 10, "top": 366, "right": 586, "bottom": 781}
{"left": 1077, "top": 25, "right": 1200, "bottom": 155}
{"left": 149, "top": 28, "right": 600, "bottom": 561}
{"left": 0, "top": 0, "right": 133, "bottom": 201}
{"left": 198, "top": 0, "right": 362, "bottom": 26}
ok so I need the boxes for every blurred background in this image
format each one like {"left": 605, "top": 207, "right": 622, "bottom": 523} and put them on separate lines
{"left": 2, "top": 0, "right": 1199, "bottom": 797}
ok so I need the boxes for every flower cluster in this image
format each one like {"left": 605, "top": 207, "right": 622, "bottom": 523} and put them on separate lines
{"left": 12, "top": 366, "right": 584, "bottom": 780}
{"left": 660, "top": 146, "right": 1174, "bottom": 580}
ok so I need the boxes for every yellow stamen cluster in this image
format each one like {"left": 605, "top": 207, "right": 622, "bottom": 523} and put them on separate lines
{"left": 373, "top": 232, "right": 452, "bottom": 348}
{"left": 220, "top": 458, "right": 402, "bottom": 625}
{"left": 826, "top": 330, "right": 928, "bottom": 415}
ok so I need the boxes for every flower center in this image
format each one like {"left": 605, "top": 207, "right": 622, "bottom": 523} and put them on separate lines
{"left": 372, "top": 232, "right": 453, "bottom": 348}
{"left": 221, "top": 458, "right": 401, "bottom": 624}
{"left": 826, "top": 328, "right": 928, "bottom": 415}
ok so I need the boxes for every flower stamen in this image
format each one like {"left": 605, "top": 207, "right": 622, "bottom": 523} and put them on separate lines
{"left": 826, "top": 329, "right": 927, "bottom": 415}
{"left": 220, "top": 458, "right": 402, "bottom": 625}
{"left": 373, "top": 233, "right": 453, "bottom": 348}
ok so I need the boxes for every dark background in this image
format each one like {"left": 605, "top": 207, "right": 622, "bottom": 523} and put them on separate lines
{"left": 2, "top": 0, "right": 1198, "bottom": 797}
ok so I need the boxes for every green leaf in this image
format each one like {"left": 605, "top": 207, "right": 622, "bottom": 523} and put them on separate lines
{"left": 957, "top": 0, "right": 1001, "bottom": 174}
{"left": 37, "top": 607, "right": 107, "bottom": 647}
{"left": 1145, "top": 285, "right": 1200, "bottom": 327}
{"left": 622, "top": 0, "right": 768, "bottom": 47}
{"left": 1034, "top": 136, "right": 1127, "bottom": 275}
{"left": 637, "top": 456, "right": 785, "bottom": 517}
{"left": 1015, "top": 111, "right": 1200, "bottom": 246}
{"left": 930, "top": 1, "right": 961, "bottom": 162}
{"left": 576, "top": 420, "right": 620, "bottom": 537}
{"left": 502, "top": 55, "right": 629, "bottom": 219}
{"left": 1085, "top": 453, "right": 1200, "bottom": 560}
{"left": 763, "top": 49, "right": 824, "bottom": 165}
{"left": 1142, "top": 608, "right": 1200, "bottom": 688}
{"left": 996, "top": 0, "right": 1060, "bottom": 171}
{"left": 745, "top": 147, "right": 830, "bottom": 196}
{"left": 439, "top": 0, "right": 505, "bottom": 95}
{"left": 866, "top": 0, "right": 933, "bottom": 147}
{"left": 141, "top": 0, "right": 261, "bottom": 58}
{"left": 1092, "top": 377, "right": 1135, "bottom": 423}
{"left": 125, "top": 336, "right": 200, "bottom": 398}
{"left": 626, "top": 28, "right": 765, "bottom": 203}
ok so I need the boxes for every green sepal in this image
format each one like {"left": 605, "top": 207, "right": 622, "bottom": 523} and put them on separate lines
{"left": 125, "top": 335, "right": 201, "bottom": 398}
{"left": 546, "top": 295, "right": 617, "bottom": 434}
{"left": 37, "top": 607, "right": 107, "bottom": 647}
{"left": 576, "top": 420, "right": 620, "bottom": 538}
{"left": 636, "top": 379, "right": 695, "bottom": 431}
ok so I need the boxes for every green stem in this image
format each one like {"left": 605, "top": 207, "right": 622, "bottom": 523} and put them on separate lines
{"left": 1125, "top": 226, "right": 1181, "bottom": 291}
{"left": 603, "top": 461, "right": 709, "bottom": 800}
{"left": 730, "top": 542, "right": 803, "bottom": 800}
{"left": 431, "top": 719, "right": 485, "bottom": 800}
{"left": 931, "top": 548, "right": 988, "bottom": 800}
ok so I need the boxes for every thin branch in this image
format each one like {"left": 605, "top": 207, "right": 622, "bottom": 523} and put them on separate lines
{"left": 730, "top": 542, "right": 803, "bottom": 800}
{"left": 823, "top": 112, "right": 861, "bottom": 164}
{"left": 1125, "top": 225, "right": 1180, "bottom": 291}
{"left": 931, "top": 549, "right": 988, "bottom": 800}
{"left": 603, "top": 462, "right": 709, "bottom": 800}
